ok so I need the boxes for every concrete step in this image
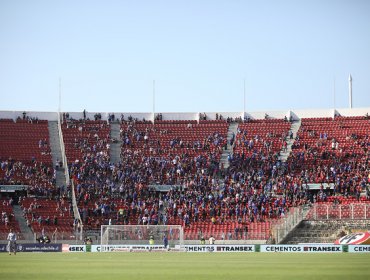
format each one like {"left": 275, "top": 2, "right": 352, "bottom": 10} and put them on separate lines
{"left": 278, "top": 120, "right": 301, "bottom": 162}
{"left": 48, "top": 121, "right": 67, "bottom": 187}
{"left": 13, "top": 205, "right": 34, "bottom": 240}
{"left": 219, "top": 122, "right": 239, "bottom": 169}
{"left": 109, "top": 122, "right": 122, "bottom": 164}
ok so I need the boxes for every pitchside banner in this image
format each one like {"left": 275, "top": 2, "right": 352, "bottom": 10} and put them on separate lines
{"left": 348, "top": 245, "right": 370, "bottom": 253}
{"left": 0, "top": 243, "right": 62, "bottom": 253}
{"left": 184, "top": 245, "right": 255, "bottom": 252}
{"left": 91, "top": 245, "right": 255, "bottom": 252}
{"left": 335, "top": 232, "right": 370, "bottom": 245}
{"left": 91, "top": 245, "right": 166, "bottom": 252}
{"left": 260, "top": 245, "right": 342, "bottom": 253}
{"left": 62, "top": 244, "right": 87, "bottom": 252}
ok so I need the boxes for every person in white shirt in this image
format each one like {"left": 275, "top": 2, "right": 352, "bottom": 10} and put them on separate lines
{"left": 209, "top": 235, "right": 215, "bottom": 245}
{"left": 7, "top": 228, "right": 17, "bottom": 255}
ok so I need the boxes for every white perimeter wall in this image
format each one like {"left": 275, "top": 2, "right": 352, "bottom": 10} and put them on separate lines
{"left": 0, "top": 107, "right": 369, "bottom": 121}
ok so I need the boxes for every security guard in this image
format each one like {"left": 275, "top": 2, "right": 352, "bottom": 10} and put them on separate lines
{"left": 200, "top": 236, "right": 205, "bottom": 245}
{"left": 149, "top": 233, "right": 155, "bottom": 245}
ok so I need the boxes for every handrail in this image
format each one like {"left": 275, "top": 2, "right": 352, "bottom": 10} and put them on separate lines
{"left": 270, "top": 205, "right": 310, "bottom": 244}
{"left": 57, "top": 112, "right": 83, "bottom": 240}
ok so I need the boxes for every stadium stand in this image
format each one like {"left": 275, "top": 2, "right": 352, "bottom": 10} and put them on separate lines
{"left": 0, "top": 118, "right": 52, "bottom": 164}
{"left": 287, "top": 116, "right": 369, "bottom": 190}
{"left": 61, "top": 117, "right": 111, "bottom": 163}
{"left": 0, "top": 118, "right": 54, "bottom": 187}
{"left": 0, "top": 109, "right": 369, "bottom": 244}
{"left": 20, "top": 196, "right": 74, "bottom": 239}
{"left": 0, "top": 116, "right": 75, "bottom": 240}
{"left": 283, "top": 219, "right": 370, "bottom": 244}
{"left": 0, "top": 198, "right": 21, "bottom": 240}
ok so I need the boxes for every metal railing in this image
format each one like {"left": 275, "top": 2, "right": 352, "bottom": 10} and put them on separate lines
{"left": 307, "top": 203, "right": 370, "bottom": 220}
{"left": 270, "top": 205, "right": 311, "bottom": 244}
{"left": 0, "top": 230, "right": 80, "bottom": 244}
{"left": 57, "top": 112, "right": 83, "bottom": 240}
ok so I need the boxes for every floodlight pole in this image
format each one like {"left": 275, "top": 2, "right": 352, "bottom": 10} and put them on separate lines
{"left": 333, "top": 77, "right": 336, "bottom": 109}
{"left": 59, "top": 77, "right": 62, "bottom": 123}
{"left": 59, "top": 78, "right": 61, "bottom": 113}
{"left": 243, "top": 79, "right": 246, "bottom": 119}
{"left": 349, "top": 74, "right": 352, "bottom": 109}
{"left": 153, "top": 80, "right": 155, "bottom": 124}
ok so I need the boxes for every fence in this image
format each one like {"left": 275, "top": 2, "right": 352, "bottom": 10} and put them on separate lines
{"left": 307, "top": 203, "right": 370, "bottom": 220}
{"left": 57, "top": 112, "right": 83, "bottom": 241}
{"left": 0, "top": 229, "right": 81, "bottom": 244}
{"left": 270, "top": 205, "right": 311, "bottom": 244}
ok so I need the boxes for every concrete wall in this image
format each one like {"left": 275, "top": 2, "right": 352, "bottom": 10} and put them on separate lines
{"left": 1, "top": 107, "right": 369, "bottom": 121}
{"left": 0, "top": 110, "right": 58, "bottom": 121}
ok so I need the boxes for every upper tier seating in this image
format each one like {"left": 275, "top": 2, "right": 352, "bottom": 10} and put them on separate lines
{"left": 233, "top": 119, "right": 291, "bottom": 157}
{"left": 286, "top": 116, "right": 369, "bottom": 189}
{"left": 0, "top": 119, "right": 52, "bottom": 164}
{"left": 62, "top": 118, "right": 110, "bottom": 163}
{"left": 119, "top": 120, "right": 228, "bottom": 185}
{"left": 0, "top": 119, "right": 54, "bottom": 188}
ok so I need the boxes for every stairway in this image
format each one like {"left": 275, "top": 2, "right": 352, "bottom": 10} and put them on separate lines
{"left": 13, "top": 205, "right": 34, "bottom": 240}
{"left": 219, "top": 122, "right": 239, "bottom": 169}
{"left": 48, "top": 121, "right": 67, "bottom": 188}
{"left": 109, "top": 122, "right": 122, "bottom": 164}
{"left": 278, "top": 120, "right": 301, "bottom": 162}
{"left": 282, "top": 219, "right": 370, "bottom": 244}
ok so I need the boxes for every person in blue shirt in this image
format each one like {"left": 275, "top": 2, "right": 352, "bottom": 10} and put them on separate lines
{"left": 163, "top": 234, "right": 168, "bottom": 249}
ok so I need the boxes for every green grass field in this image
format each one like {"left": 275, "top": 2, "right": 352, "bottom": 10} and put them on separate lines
{"left": 0, "top": 252, "right": 369, "bottom": 280}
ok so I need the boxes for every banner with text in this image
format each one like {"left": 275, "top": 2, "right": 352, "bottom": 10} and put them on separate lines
{"left": 183, "top": 245, "right": 255, "bottom": 252}
{"left": 62, "top": 244, "right": 87, "bottom": 252}
{"left": 260, "top": 245, "right": 342, "bottom": 253}
{"left": 0, "top": 243, "right": 62, "bottom": 253}
{"left": 348, "top": 245, "right": 370, "bottom": 253}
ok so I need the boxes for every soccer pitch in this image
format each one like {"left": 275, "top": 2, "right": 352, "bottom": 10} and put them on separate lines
{"left": 0, "top": 253, "right": 369, "bottom": 280}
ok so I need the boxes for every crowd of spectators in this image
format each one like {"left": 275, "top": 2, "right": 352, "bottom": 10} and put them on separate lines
{"left": 0, "top": 114, "right": 74, "bottom": 238}
{"left": 70, "top": 116, "right": 369, "bottom": 239}
{"left": 71, "top": 119, "right": 311, "bottom": 237}
{"left": 1, "top": 114, "right": 369, "bottom": 241}
{"left": 286, "top": 117, "right": 369, "bottom": 199}
{"left": 72, "top": 119, "right": 230, "bottom": 230}
{"left": 0, "top": 160, "right": 55, "bottom": 192}
{"left": 19, "top": 192, "right": 74, "bottom": 238}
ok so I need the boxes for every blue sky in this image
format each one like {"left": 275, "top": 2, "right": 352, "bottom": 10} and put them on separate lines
{"left": 0, "top": 0, "right": 369, "bottom": 113}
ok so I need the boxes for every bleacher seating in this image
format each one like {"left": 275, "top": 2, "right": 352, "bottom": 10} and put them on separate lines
{"left": 0, "top": 119, "right": 52, "bottom": 164}
{"left": 61, "top": 119, "right": 110, "bottom": 163}
{"left": 76, "top": 120, "right": 229, "bottom": 231}
{"left": 1, "top": 112, "right": 369, "bottom": 242}
{"left": 76, "top": 119, "right": 300, "bottom": 240}
{"left": 0, "top": 117, "right": 75, "bottom": 239}
{"left": 0, "top": 119, "right": 54, "bottom": 187}
{"left": 233, "top": 119, "right": 291, "bottom": 157}
{"left": 287, "top": 116, "right": 369, "bottom": 186}
{"left": 0, "top": 198, "right": 21, "bottom": 240}
{"left": 20, "top": 197, "right": 74, "bottom": 238}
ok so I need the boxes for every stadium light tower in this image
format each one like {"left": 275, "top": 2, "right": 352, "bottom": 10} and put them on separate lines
{"left": 348, "top": 74, "right": 352, "bottom": 109}
{"left": 59, "top": 77, "right": 63, "bottom": 124}
{"left": 333, "top": 77, "right": 336, "bottom": 109}
{"left": 153, "top": 80, "right": 156, "bottom": 123}
{"left": 243, "top": 79, "right": 246, "bottom": 119}
{"left": 59, "top": 77, "right": 61, "bottom": 113}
